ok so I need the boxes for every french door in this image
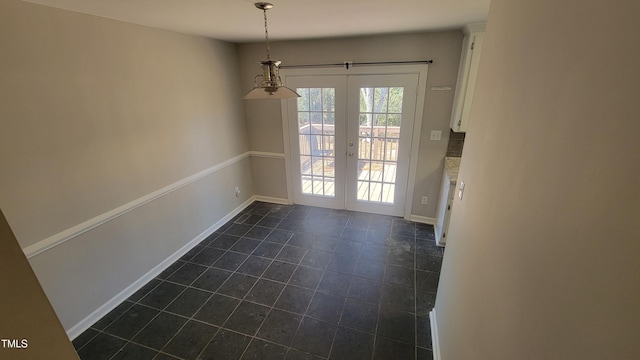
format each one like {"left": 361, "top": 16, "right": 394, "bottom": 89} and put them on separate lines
{"left": 283, "top": 66, "right": 425, "bottom": 216}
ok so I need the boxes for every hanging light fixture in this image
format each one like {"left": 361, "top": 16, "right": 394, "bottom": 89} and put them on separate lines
{"left": 244, "top": 2, "right": 300, "bottom": 100}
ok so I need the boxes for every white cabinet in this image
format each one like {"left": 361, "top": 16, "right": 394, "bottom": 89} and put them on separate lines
{"left": 450, "top": 23, "right": 486, "bottom": 133}
{"left": 435, "top": 158, "right": 460, "bottom": 246}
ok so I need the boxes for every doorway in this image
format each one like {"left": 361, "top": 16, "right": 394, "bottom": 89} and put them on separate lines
{"left": 281, "top": 65, "right": 428, "bottom": 217}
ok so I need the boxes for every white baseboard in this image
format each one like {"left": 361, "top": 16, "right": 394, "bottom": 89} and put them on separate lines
{"left": 67, "top": 196, "right": 255, "bottom": 340}
{"left": 430, "top": 309, "right": 442, "bottom": 360}
{"left": 409, "top": 214, "right": 437, "bottom": 225}
{"left": 252, "top": 195, "right": 291, "bottom": 205}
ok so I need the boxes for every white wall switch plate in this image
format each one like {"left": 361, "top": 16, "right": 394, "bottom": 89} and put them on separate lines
{"left": 458, "top": 181, "right": 465, "bottom": 200}
{"left": 421, "top": 196, "right": 428, "bottom": 205}
{"left": 430, "top": 130, "right": 442, "bottom": 141}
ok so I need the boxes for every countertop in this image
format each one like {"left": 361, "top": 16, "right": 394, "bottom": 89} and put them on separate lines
{"left": 444, "top": 157, "right": 461, "bottom": 183}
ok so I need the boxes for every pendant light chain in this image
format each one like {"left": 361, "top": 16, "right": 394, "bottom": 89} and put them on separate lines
{"left": 263, "top": 7, "right": 271, "bottom": 61}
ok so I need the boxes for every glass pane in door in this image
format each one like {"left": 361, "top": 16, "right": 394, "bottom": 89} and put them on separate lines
{"left": 357, "top": 87, "right": 404, "bottom": 203}
{"left": 297, "top": 88, "right": 336, "bottom": 197}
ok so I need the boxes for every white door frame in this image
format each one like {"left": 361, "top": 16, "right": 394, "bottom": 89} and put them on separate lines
{"left": 280, "top": 64, "right": 428, "bottom": 219}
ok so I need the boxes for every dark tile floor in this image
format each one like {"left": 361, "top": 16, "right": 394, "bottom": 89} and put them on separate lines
{"left": 73, "top": 202, "right": 443, "bottom": 360}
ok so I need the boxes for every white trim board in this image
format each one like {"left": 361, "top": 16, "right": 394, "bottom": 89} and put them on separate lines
{"left": 66, "top": 195, "right": 265, "bottom": 340}
{"left": 21, "top": 151, "right": 285, "bottom": 259}
{"left": 409, "top": 215, "right": 437, "bottom": 225}
{"left": 430, "top": 309, "right": 442, "bottom": 360}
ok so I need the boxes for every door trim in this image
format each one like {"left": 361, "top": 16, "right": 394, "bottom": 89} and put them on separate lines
{"left": 280, "top": 64, "right": 428, "bottom": 219}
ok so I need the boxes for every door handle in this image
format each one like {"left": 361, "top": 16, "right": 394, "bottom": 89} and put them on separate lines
{"left": 348, "top": 152, "right": 354, "bottom": 157}
{"left": 349, "top": 141, "right": 354, "bottom": 147}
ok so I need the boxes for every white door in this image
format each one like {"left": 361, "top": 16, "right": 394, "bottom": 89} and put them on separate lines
{"left": 284, "top": 67, "right": 424, "bottom": 216}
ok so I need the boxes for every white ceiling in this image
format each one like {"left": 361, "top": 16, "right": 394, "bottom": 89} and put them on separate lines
{"left": 22, "top": 0, "right": 490, "bottom": 43}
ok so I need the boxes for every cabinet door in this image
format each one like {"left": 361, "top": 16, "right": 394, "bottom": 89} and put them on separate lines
{"left": 450, "top": 31, "right": 485, "bottom": 132}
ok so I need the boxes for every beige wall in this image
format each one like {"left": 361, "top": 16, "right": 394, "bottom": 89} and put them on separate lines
{"left": 238, "top": 32, "right": 463, "bottom": 216}
{"left": 0, "top": 209, "right": 79, "bottom": 360}
{"left": 0, "top": 0, "right": 253, "bottom": 333}
{"left": 435, "top": 0, "right": 640, "bottom": 358}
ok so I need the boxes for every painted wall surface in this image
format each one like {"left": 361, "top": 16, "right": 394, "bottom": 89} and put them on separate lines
{"left": 238, "top": 32, "right": 464, "bottom": 216}
{"left": 0, "top": 0, "right": 253, "bottom": 332}
{"left": 0, "top": 209, "right": 79, "bottom": 359}
{"left": 435, "top": 0, "right": 640, "bottom": 358}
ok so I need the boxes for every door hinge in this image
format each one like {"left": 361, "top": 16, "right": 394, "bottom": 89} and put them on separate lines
{"left": 442, "top": 232, "right": 446, "bottom": 238}
{"left": 457, "top": 119, "right": 461, "bottom": 126}
{"left": 471, "top": 41, "right": 475, "bottom": 50}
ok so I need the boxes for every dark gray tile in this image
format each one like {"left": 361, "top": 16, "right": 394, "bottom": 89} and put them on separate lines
{"left": 274, "top": 285, "right": 314, "bottom": 314}
{"left": 192, "top": 268, "right": 233, "bottom": 292}
{"left": 133, "top": 312, "right": 187, "bottom": 350}
{"left": 72, "top": 327, "right": 99, "bottom": 351}
{"left": 333, "top": 240, "right": 363, "bottom": 257}
{"left": 348, "top": 278, "right": 382, "bottom": 305}
{"left": 257, "top": 309, "right": 302, "bottom": 346}
{"left": 287, "top": 234, "right": 313, "bottom": 249}
{"left": 276, "top": 245, "right": 307, "bottom": 264}
{"left": 239, "top": 214, "right": 265, "bottom": 226}
{"left": 418, "top": 346, "right": 434, "bottom": 360}
{"left": 92, "top": 300, "right": 135, "bottom": 330}
{"left": 384, "top": 264, "right": 415, "bottom": 288}
{"left": 387, "top": 248, "right": 415, "bottom": 268}
{"left": 104, "top": 304, "right": 159, "bottom": 339}
{"left": 245, "top": 279, "right": 285, "bottom": 307}
{"left": 165, "top": 287, "right": 211, "bottom": 317}
{"left": 385, "top": 235, "right": 415, "bottom": 252}
{"left": 329, "top": 326, "right": 374, "bottom": 360}
{"left": 244, "top": 226, "right": 272, "bottom": 240}
{"left": 265, "top": 229, "right": 294, "bottom": 244}
{"left": 230, "top": 238, "right": 262, "bottom": 254}
{"left": 237, "top": 256, "right": 272, "bottom": 277}
{"left": 289, "top": 266, "right": 323, "bottom": 290}
{"left": 128, "top": 279, "right": 161, "bottom": 302}
{"left": 317, "top": 271, "right": 352, "bottom": 297}
{"left": 210, "top": 234, "right": 241, "bottom": 250}
{"left": 277, "top": 218, "right": 299, "bottom": 231}
{"left": 76, "top": 332, "right": 126, "bottom": 360}
{"left": 309, "top": 235, "right": 338, "bottom": 252}
{"left": 353, "top": 259, "right": 385, "bottom": 281}
{"left": 415, "top": 239, "right": 444, "bottom": 256}
{"left": 373, "top": 336, "right": 414, "bottom": 360}
{"left": 326, "top": 254, "right": 357, "bottom": 275}
{"left": 377, "top": 307, "right": 415, "bottom": 345}
{"left": 416, "top": 254, "right": 443, "bottom": 273}
{"left": 300, "top": 250, "right": 332, "bottom": 270}
{"left": 291, "top": 317, "right": 337, "bottom": 358}
{"left": 157, "top": 260, "right": 186, "bottom": 280}
{"left": 306, "top": 292, "right": 345, "bottom": 324}
{"left": 416, "top": 270, "right": 440, "bottom": 293}
{"left": 381, "top": 284, "right": 415, "bottom": 313}
{"left": 162, "top": 320, "right": 218, "bottom": 360}
{"left": 223, "top": 301, "right": 270, "bottom": 336}
{"left": 111, "top": 342, "right": 158, "bottom": 360}
{"left": 180, "top": 245, "right": 205, "bottom": 262}
{"left": 263, "top": 261, "right": 297, "bottom": 283}
{"left": 284, "top": 348, "right": 324, "bottom": 360}
{"left": 257, "top": 216, "right": 283, "bottom": 229}
{"left": 190, "top": 247, "right": 226, "bottom": 266}
{"left": 340, "top": 228, "right": 367, "bottom": 242}
{"left": 416, "top": 224, "right": 436, "bottom": 240}
{"left": 340, "top": 298, "right": 378, "bottom": 333}
{"left": 167, "top": 262, "right": 209, "bottom": 285}
{"left": 359, "top": 244, "right": 388, "bottom": 263}
{"left": 200, "top": 329, "right": 251, "bottom": 360}
{"left": 139, "top": 282, "right": 186, "bottom": 310}
{"left": 252, "top": 242, "right": 284, "bottom": 259}
{"left": 225, "top": 223, "right": 253, "bottom": 237}
{"left": 194, "top": 294, "right": 240, "bottom": 326}
{"left": 153, "top": 353, "right": 181, "bottom": 360}
{"left": 364, "top": 231, "right": 388, "bottom": 246}
{"left": 217, "top": 273, "right": 259, "bottom": 299}
{"left": 241, "top": 339, "right": 287, "bottom": 360}
{"left": 417, "top": 315, "right": 432, "bottom": 350}
{"left": 390, "top": 220, "right": 415, "bottom": 238}
{"left": 213, "top": 252, "right": 248, "bottom": 271}
{"left": 416, "top": 290, "right": 436, "bottom": 316}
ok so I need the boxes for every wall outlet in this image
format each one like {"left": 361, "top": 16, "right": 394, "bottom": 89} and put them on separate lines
{"left": 430, "top": 130, "right": 442, "bottom": 141}
{"left": 421, "top": 196, "right": 428, "bottom": 205}
{"left": 235, "top": 186, "right": 240, "bottom": 197}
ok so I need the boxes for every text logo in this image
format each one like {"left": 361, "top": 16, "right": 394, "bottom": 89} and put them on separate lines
{"left": 1, "top": 339, "right": 28, "bottom": 349}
